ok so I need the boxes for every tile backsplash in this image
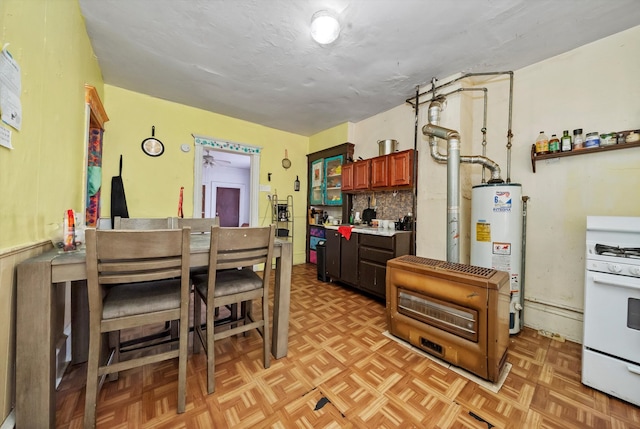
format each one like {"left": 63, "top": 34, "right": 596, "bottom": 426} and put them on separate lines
{"left": 352, "top": 190, "right": 413, "bottom": 221}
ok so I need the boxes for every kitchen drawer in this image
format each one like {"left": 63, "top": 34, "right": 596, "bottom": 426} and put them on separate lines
{"left": 360, "top": 246, "right": 394, "bottom": 264}
{"left": 582, "top": 348, "right": 640, "bottom": 406}
{"left": 359, "top": 233, "right": 394, "bottom": 250}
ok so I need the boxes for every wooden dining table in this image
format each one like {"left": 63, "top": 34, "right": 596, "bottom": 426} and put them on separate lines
{"left": 15, "top": 234, "right": 292, "bottom": 429}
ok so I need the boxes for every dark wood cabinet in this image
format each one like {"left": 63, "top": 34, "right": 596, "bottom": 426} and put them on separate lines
{"left": 341, "top": 162, "right": 354, "bottom": 191}
{"left": 326, "top": 229, "right": 359, "bottom": 285}
{"left": 325, "top": 229, "right": 412, "bottom": 300}
{"left": 371, "top": 155, "right": 389, "bottom": 188}
{"left": 389, "top": 149, "right": 414, "bottom": 187}
{"left": 353, "top": 160, "right": 370, "bottom": 190}
{"left": 340, "top": 233, "right": 359, "bottom": 285}
{"left": 306, "top": 143, "right": 354, "bottom": 264}
{"left": 358, "top": 232, "right": 411, "bottom": 299}
{"left": 326, "top": 230, "right": 341, "bottom": 280}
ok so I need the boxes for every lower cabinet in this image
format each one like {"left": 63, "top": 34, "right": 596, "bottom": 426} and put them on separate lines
{"left": 325, "top": 229, "right": 411, "bottom": 299}
{"left": 326, "top": 229, "right": 359, "bottom": 285}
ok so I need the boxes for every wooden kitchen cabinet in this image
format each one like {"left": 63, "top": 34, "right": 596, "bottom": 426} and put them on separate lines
{"left": 371, "top": 155, "right": 389, "bottom": 188}
{"left": 353, "top": 159, "right": 371, "bottom": 190}
{"left": 389, "top": 149, "right": 414, "bottom": 187}
{"left": 326, "top": 230, "right": 341, "bottom": 280}
{"left": 326, "top": 229, "right": 359, "bottom": 285}
{"left": 358, "top": 232, "right": 411, "bottom": 299}
{"left": 340, "top": 232, "right": 359, "bottom": 285}
{"left": 341, "top": 162, "right": 354, "bottom": 191}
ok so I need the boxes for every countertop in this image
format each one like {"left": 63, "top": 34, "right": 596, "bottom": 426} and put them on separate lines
{"left": 323, "top": 224, "right": 411, "bottom": 237}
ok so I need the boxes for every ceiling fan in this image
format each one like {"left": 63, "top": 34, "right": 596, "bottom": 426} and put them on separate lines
{"left": 203, "top": 150, "right": 232, "bottom": 168}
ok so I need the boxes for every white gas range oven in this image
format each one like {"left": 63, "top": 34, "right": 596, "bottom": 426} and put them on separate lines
{"left": 582, "top": 216, "right": 640, "bottom": 406}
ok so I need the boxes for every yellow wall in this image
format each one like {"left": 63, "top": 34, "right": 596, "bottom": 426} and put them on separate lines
{"left": 309, "top": 122, "right": 351, "bottom": 153}
{"left": 0, "top": 0, "right": 103, "bottom": 421}
{"left": 101, "top": 86, "right": 309, "bottom": 263}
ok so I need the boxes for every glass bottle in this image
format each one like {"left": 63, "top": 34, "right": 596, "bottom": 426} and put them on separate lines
{"left": 549, "top": 134, "right": 560, "bottom": 153}
{"left": 535, "top": 131, "right": 549, "bottom": 155}
{"left": 561, "top": 130, "right": 572, "bottom": 152}
{"left": 573, "top": 129, "right": 584, "bottom": 150}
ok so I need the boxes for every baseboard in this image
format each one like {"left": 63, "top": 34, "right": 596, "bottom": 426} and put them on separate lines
{"left": 523, "top": 298, "right": 584, "bottom": 343}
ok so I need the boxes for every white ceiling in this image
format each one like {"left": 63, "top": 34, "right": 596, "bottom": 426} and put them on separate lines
{"left": 79, "top": 0, "right": 640, "bottom": 137}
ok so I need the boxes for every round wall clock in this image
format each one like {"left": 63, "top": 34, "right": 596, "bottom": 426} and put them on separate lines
{"left": 141, "top": 126, "right": 165, "bottom": 157}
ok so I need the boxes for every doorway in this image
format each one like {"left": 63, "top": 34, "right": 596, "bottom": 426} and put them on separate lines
{"left": 192, "top": 137, "right": 261, "bottom": 226}
{"left": 207, "top": 182, "right": 247, "bottom": 226}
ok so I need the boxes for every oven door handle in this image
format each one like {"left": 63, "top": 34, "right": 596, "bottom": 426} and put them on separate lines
{"left": 592, "top": 275, "right": 640, "bottom": 291}
{"left": 628, "top": 364, "right": 640, "bottom": 376}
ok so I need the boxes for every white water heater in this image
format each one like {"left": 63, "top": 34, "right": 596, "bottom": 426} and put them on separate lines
{"left": 471, "top": 183, "right": 523, "bottom": 334}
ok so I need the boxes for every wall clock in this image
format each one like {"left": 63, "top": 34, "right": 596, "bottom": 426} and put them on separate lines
{"left": 141, "top": 126, "right": 164, "bottom": 157}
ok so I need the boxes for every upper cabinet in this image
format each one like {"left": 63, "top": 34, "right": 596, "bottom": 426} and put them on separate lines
{"left": 389, "top": 149, "right": 414, "bottom": 187}
{"left": 353, "top": 159, "right": 371, "bottom": 190}
{"left": 309, "top": 158, "right": 324, "bottom": 205}
{"left": 342, "top": 163, "right": 354, "bottom": 192}
{"left": 324, "top": 155, "right": 343, "bottom": 205}
{"left": 343, "top": 149, "right": 415, "bottom": 192}
{"left": 309, "top": 155, "right": 344, "bottom": 206}
{"left": 371, "top": 156, "right": 389, "bottom": 188}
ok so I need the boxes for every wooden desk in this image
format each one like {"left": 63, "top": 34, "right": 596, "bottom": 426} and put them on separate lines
{"left": 15, "top": 235, "right": 292, "bottom": 429}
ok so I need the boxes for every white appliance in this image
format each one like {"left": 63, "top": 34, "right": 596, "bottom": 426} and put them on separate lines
{"left": 583, "top": 216, "right": 640, "bottom": 406}
{"left": 471, "top": 183, "right": 523, "bottom": 334}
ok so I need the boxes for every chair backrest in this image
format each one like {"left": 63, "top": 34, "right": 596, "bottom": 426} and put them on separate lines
{"left": 85, "top": 228, "right": 191, "bottom": 309}
{"left": 209, "top": 225, "right": 276, "bottom": 272}
{"left": 173, "top": 217, "right": 219, "bottom": 233}
{"left": 113, "top": 216, "right": 172, "bottom": 230}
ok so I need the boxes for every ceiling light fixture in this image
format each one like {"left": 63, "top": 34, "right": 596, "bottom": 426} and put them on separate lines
{"left": 310, "top": 10, "right": 340, "bottom": 45}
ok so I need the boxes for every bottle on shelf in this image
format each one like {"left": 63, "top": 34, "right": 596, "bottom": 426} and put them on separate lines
{"left": 573, "top": 129, "right": 585, "bottom": 150}
{"left": 535, "top": 131, "right": 549, "bottom": 155}
{"left": 549, "top": 134, "right": 560, "bottom": 153}
{"left": 560, "top": 130, "right": 572, "bottom": 152}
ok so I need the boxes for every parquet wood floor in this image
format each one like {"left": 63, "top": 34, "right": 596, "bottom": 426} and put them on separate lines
{"left": 55, "top": 263, "right": 640, "bottom": 428}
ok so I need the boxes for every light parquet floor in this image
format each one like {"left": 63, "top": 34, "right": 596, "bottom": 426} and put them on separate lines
{"left": 55, "top": 263, "right": 640, "bottom": 428}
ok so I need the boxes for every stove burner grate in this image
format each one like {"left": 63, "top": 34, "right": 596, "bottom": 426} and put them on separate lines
{"left": 595, "top": 244, "right": 640, "bottom": 259}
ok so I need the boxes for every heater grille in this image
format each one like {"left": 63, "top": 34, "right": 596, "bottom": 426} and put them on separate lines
{"left": 396, "top": 255, "right": 496, "bottom": 278}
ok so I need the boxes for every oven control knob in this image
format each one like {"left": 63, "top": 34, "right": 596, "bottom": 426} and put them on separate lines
{"left": 630, "top": 266, "right": 640, "bottom": 276}
{"left": 608, "top": 263, "right": 622, "bottom": 273}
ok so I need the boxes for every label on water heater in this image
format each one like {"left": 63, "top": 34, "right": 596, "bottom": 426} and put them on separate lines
{"left": 493, "top": 242, "right": 511, "bottom": 255}
{"left": 493, "top": 191, "right": 512, "bottom": 212}
{"left": 476, "top": 222, "right": 491, "bottom": 242}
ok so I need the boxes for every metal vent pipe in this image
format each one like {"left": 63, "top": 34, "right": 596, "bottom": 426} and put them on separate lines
{"left": 422, "top": 98, "right": 502, "bottom": 263}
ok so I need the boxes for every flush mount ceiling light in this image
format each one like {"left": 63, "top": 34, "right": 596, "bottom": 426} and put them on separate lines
{"left": 310, "top": 10, "right": 340, "bottom": 45}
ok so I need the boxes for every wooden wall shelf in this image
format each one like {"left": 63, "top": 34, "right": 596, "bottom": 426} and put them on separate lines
{"left": 530, "top": 140, "right": 640, "bottom": 173}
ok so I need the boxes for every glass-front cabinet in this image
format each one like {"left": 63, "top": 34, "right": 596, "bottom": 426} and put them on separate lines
{"left": 309, "top": 155, "right": 343, "bottom": 206}
{"left": 309, "top": 159, "right": 324, "bottom": 205}
{"left": 324, "top": 155, "right": 343, "bottom": 205}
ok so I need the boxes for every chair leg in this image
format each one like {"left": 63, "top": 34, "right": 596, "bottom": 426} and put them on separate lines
{"left": 262, "top": 295, "right": 270, "bottom": 369}
{"left": 84, "top": 324, "right": 102, "bottom": 429}
{"left": 178, "top": 315, "right": 188, "bottom": 413}
{"left": 107, "top": 331, "right": 120, "bottom": 381}
{"left": 206, "top": 298, "right": 216, "bottom": 394}
{"left": 193, "top": 292, "right": 202, "bottom": 354}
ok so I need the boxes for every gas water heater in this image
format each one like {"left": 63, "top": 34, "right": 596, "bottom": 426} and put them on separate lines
{"left": 471, "top": 183, "right": 523, "bottom": 334}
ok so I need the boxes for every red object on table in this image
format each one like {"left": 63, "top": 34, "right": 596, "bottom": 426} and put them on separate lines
{"left": 178, "top": 187, "right": 184, "bottom": 218}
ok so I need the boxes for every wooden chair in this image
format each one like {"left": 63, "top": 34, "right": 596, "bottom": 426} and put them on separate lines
{"left": 113, "top": 216, "right": 172, "bottom": 229}
{"left": 173, "top": 216, "right": 220, "bottom": 232}
{"left": 112, "top": 216, "right": 177, "bottom": 354}
{"left": 192, "top": 225, "right": 275, "bottom": 394}
{"left": 83, "top": 227, "right": 191, "bottom": 428}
